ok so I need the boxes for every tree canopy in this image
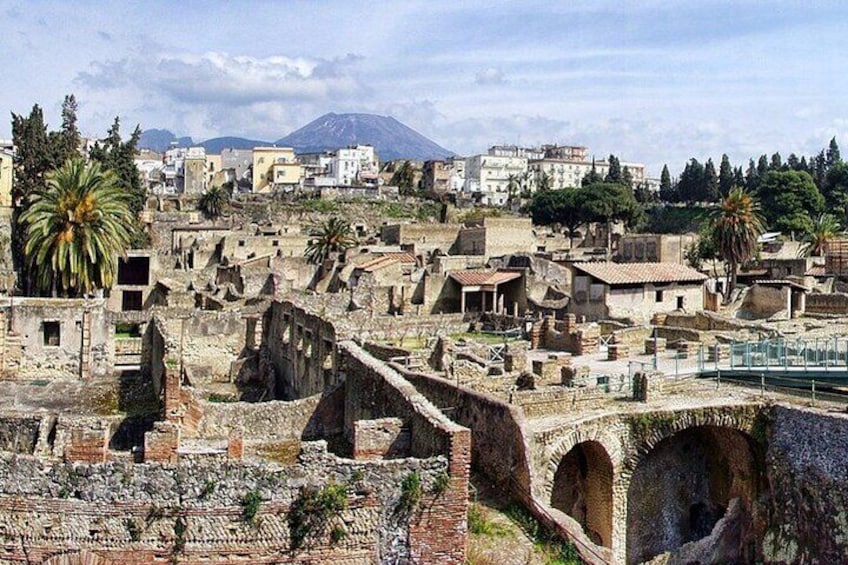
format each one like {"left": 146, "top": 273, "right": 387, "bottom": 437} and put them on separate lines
{"left": 20, "top": 158, "right": 134, "bottom": 297}
{"left": 757, "top": 170, "right": 824, "bottom": 235}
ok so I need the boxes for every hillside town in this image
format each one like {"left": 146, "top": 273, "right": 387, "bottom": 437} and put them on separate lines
{"left": 0, "top": 91, "right": 846, "bottom": 565}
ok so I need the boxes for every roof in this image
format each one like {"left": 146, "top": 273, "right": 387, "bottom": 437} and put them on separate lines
{"left": 449, "top": 270, "right": 522, "bottom": 287}
{"left": 753, "top": 279, "right": 810, "bottom": 291}
{"left": 356, "top": 255, "right": 401, "bottom": 273}
{"left": 573, "top": 262, "right": 707, "bottom": 285}
{"left": 380, "top": 251, "right": 417, "bottom": 263}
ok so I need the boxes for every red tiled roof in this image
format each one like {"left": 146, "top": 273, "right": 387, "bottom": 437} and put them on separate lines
{"left": 357, "top": 255, "right": 401, "bottom": 272}
{"left": 573, "top": 262, "right": 707, "bottom": 285}
{"left": 449, "top": 270, "right": 522, "bottom": 287}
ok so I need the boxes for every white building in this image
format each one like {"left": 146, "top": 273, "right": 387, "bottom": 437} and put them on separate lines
{"left": 327, "top": 145, "right": 379, "bottom": 187}
{"left": 463, "top": 152, "right": 528, "bottom": 206}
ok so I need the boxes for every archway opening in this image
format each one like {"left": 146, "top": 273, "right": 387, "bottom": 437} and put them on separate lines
{"left": 625, "top": 425, "right": 762, "bottom": 565}
{"left": 550, "top": 440, "right": 613, "bottom": 547}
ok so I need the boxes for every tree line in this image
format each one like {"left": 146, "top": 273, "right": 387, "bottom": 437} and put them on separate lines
{"left": 659, "top": 138, "right": 847, "bottom": 237}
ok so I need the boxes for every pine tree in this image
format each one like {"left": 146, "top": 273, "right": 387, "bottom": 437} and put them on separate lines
{"left": 582, "top": 159, "right": 604, "bottom": 186}
{"left": 827, "top": 137, "right": 841, "bottom": 169}
{"left": 622, "top": 165, "right": 633, "bottom": 188}
{"left": 771, "top": 152, "right": 783, "bottom": 170}
{"left": 604, "top": 155, "right": 622, "bottom": 184}
{"left": 704, "top": 158, "right": 719, "bottom": 201}
{"left": 659, "top": 164, "right": 675, "bottom": 201}
{"left": 719, "top": 154, "right": 734, "bottom": 196}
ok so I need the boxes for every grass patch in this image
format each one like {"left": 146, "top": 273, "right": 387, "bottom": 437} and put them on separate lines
{"left": 207, "top": 392, "right": 238, "bottom": 403}
{"left": 504, "top": 503, "right": 583, "bottom": 565}
{"left": 397, "top": 471, "right": 423, "bottom": 514}
{"left": 256, "top": 441, "right": 301, "bottom": 465}
{"left": 468, "top": 503, "right": 512, "bottom": 538}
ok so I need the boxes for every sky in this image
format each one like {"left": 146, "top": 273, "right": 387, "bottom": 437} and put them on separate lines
{"left": 3, "top": 0, "right": 848, "bottom": 176}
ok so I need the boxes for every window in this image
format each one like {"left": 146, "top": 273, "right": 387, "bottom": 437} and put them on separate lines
{"left": 655, "top": 290, "right": 664, "bottom": 302}
{"left": 122, "top": 290, "right": 143, "bottom": 311}
{"left": 43, "top": 321, "right": 60, "bottom": 346}
{"left": 676, "top": 296, "right": 684, "bottom": 309}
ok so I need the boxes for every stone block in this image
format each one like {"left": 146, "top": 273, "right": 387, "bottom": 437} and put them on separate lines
{"left": 227, "top": 429, "right": 244, "bottom": 460}
{"left": 645, "top": 337, "right": 667, "bottom": 355}
{"left": 608, "top": 343, "right": 630, "bottom": 361}
{"left": 561, "top": 364, "right": 590, "bottom": 386}
{"left": 633, "top": 371, "right": 663, "bottom": 401}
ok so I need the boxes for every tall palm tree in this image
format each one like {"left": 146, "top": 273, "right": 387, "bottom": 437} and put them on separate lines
{"left": 198, "top": 185, "right": 230, "bottom": 219}
{"left": 800, "top": 213, "right": 841, "bottom": 257}
{"left": 711, "top": 187, "right": 765, "bottom": 299}
{"left": 21, "top": 158, "right": 134, "bottom": 297}
{"left": 304, "top": 217, "right": 357, "bottom": 265}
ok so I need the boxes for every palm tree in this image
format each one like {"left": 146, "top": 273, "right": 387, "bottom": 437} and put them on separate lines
{"left": 800, "top": 213, "right": 841, "bottom": 257}
{"left": 711, "top": 187, "right": 765, "bottom": 299}
{"left": 304, "top": 217, "right": 357, "bottom": 265}
{"left": 21, "top": 158, "right": 135, "bottom": 296}
{"left": 198, "top": 185, "right": 230, "bottom": 219}
{"left": 506, "top": 174, "right": 520, "bottom": 206}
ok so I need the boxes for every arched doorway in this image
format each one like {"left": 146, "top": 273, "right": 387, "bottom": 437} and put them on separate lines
{"left": 626, "top": 425, "right": 762, "bottom": 564}
{"left": 550, "top": 440, "right": 614, "bottom": 547}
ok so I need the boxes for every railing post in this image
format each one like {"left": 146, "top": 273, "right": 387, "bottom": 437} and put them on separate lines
{"left": 804, "top": 340, "right": 808, "bottom": 369}
{"left": 811, "top": 379, "right": 816, "bottom": 407}
{"left": 760, "top": 373, "right": 765, "bottom": 396}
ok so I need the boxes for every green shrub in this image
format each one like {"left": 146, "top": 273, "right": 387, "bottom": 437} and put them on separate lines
{"left": 398, "top": 471, "right": 423, "bottom": 514}
{"left": 241, "top": 489, "right": 262, "bottom": 524}
{"left": 288, "top": 483, "right": 349, "bottom": 550}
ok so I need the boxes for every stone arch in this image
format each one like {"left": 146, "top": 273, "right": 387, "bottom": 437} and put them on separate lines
{"left": 624, "top": 423, "right": 764, "bottom": 565}
{"left": 41, "top": 550, "right": 117, "bottom": 565}
{"left": 550, "top": 440, "right": 614, "bottom": 548}
{"left": 540, "top": 416, "right": 627, "bottom": 501}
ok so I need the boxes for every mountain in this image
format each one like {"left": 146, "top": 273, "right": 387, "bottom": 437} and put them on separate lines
{"left": 138, "top": 113, "right": 455, "bottom": 161}
{"left": 275, "top": 112, "right": 454, "bottom": 161}
{"left": 138, "top": 129, "right": 194, "bottom": 153}
{"left": 199, "top": 136, "right": 269, "bottom": 153}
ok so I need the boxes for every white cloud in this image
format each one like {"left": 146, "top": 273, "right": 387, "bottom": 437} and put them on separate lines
{"left": 474, "top": 67, "right": 506, "bottom": 85}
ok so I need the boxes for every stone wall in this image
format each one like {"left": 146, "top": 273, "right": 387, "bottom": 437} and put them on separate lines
{"left": 262, "top": 300, "right": 338, "bottom": 400}
{"left": 805, "top": 293, "right": 848, "bottom": 315}
{"left": 195, "top": 388, "right": 344, "bottom": 443}
{"left": 763, "top": 405, "right": 848, "bottom": 563}
{"left": 339, "top": 341, "right": 470, "bottom": 564}
{"left": 2, "top": 298, "right": 113, "bottom": 379}
{"left": 155, "top": 309, "right": 250, "bottom": 384}
{"left": 392, "top": 365, "right": 531, "bottom": 492}
{"left": 0, "top": 442, "right": 453, "bottom": 564}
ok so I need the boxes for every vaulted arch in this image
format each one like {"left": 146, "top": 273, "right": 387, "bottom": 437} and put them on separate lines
{"left": 550, "top": 440, "right": 614, "bottom": 548}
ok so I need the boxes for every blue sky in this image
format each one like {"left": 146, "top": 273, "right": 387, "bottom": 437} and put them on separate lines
{"left": 3, "top": 0, "right": 848, "bottom": 175}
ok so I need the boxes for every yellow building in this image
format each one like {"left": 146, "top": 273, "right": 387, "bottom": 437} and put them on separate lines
{"left": 0, "top": 150, "right": 13, "bottom": 208}
{"left": 252, "top": 147, "right": 301, "bottom": 193}
{"left": 206, "top": 154, "right": 223, "bottom": 186}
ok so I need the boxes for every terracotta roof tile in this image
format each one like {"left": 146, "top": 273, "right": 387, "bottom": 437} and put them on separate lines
{"left": 573, "top": 262, "right": 707, "bottom": 285}
{"left": 449, "top": 270, "right": 522, "bottom": 287}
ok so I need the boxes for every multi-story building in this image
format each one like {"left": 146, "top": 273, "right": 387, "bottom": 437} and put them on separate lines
{"left": 160, "top": 147, "right": 207, "bottom": 195}
{"left": 422, "top": 160, "right": 450, "bottom": 196}
{"left": 328, "top": 145, "right": 379, "bottom": 187}
{"left": 528, "top": 145, "right": 647, "bottom": 191}
{"left": 252, "top": 147, "right": 301, "bottom": 193}
{"left": 463, "top": 152, "right": 528, "bottom": 206}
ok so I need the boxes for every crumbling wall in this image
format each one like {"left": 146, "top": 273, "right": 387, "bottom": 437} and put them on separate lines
{"left": 763, "top": 406, "right": 848, "bottom": 563}
{"left": 805, "top": 293, "right": 848, "bottom": 315}
{"left": 195, "top": 388, "right": 344, "bottom": 443}
{"left": 339, "top": 340, "right": 470, "bottom": 564}
{"left": 0, "top": 442, "right": 453, "bottom": 564}
{"left": 262, "top": 300, "right": 339, "bottom": 400}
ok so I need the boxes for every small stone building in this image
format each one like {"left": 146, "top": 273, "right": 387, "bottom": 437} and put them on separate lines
{"left": 569, "top": 262, "right": 707, "bottom": 323}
